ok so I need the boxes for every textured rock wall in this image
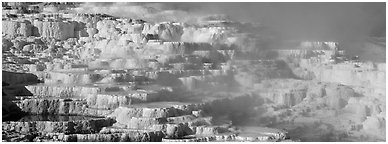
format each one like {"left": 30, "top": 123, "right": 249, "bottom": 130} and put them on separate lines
{"left": 16, "top": 98, "right": 114, "bottom": 117}
{"left": 109, "top": 106, "right": 200, "bottom": 128}
{"left": 17, "top": 98, "right": 87, "bottom": 115}
{"left": 2, "top": 21, "right": 33, "bottom": 37}
{"left": 124, "top": 117, "right": 168, "bottom": 129}
{"left": 32, "top": 21, "right": 75, "bottom": 40}
{"left": 87, "top": 39, "right": 137, "bottom": 58}
{"left": 88, "top": 39, "right": 214, "bottom": 59}
{"left": 86, "top": 94, "right": 132, "bottom": 109}
{"left": 38, "top": 130, "right": 164, "bottom": 142}
{"left": 95, "top": 20, "right": 121, "bottom": 39}
{"left": 25, "top": 85, "right": 101, "bottom": 98}
{"left": 142, "top": 22, "right": 183, "bottom": 41}
{"left": 256, "top": 78, "right": 385, "bottom": 140}
{"left": 109, "top": 107, "right": 179, "bottom": 119}
{"left": 2, "top": 118, "right": 115, "bottom": 134}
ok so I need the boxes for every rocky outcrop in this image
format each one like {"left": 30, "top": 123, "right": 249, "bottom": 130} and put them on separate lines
{"left": 85, "top": 39, "right": 138, "bottom": 58}
{"left": 163, "top": 123, "right": 194, "bottom": 138}
{"left": 95, "top": 20, "right": 121, "bottom": 40}
{"left": 32, "top": 21, "right": 75, "bottom": 40}
{"left": 33, "top": 130, "right": 165, "bottom": 142}
{"left": 86, "top": 94, "right": 132, "bottom": 109}
{"left": 161, "top": 128, "right": 288, "bottom": 142}
{"left": 17, "top": 98, "right": 87, "bottom": 115}
{"left": 109, "top": 107, "right": 178, "bottom": 119}
{"left": 2, "top": 117, "right": 115, "bottom": 134}
{"left": 1, "top": 130, "right": 38, "bottom": 142}
{"left": 161, "top": 134, "right": 237, "bottom": 142}
{"left": 142, "top": 22, "right": 183, "bottom": 41}
{"left": 254, "top": 78, "right": 385, "bottom": 141}
{"left": 3, "top": 3, "right": 384, "bottom": 141}
{"left": 2, "top": 38, "right": 13, "bottom": 51}
{"left": 121, "top": 117, "right": 168, "bottom": 129}
{"left": 25, "top": 84, "right": 101, "bottom": 98}
{"left": 2, "top": 21, "right": 33, "bottom": 37}
{"left": 109, "top": 103, "right": 203, "bottom": 128}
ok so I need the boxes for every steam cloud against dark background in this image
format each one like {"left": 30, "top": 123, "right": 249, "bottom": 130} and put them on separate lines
{"left": 173, "top": 3, "right": 386, "bottom": 40}
{"left": 75, "top": 2, "right": 386, "bottom": 60}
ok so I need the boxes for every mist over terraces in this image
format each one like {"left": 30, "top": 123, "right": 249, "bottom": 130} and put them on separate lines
{"left": 2, "top": 2, "right": 386, "bottom": 142}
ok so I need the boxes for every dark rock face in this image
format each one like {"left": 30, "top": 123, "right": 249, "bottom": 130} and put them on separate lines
{"left": 2, "top": 78, "right": 27, "bottom": 121}
{"left": 2, "top": 71, "right": 39, "bottom": 85}
{"left": 2, "top": 100, "right": 25, "bottom": 121}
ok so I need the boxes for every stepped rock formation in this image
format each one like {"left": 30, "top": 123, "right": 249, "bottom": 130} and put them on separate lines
{"left": 142, "top": 22, "right": 183, "bottom": 41}
{"left": 1, "top": 2, "right": 385, "bottom": 142}
{"left": 32, "top": 21, "right": 75, "bottom": 40}
{"left": 2, "top": 21, "right": 33, "bottom": 37}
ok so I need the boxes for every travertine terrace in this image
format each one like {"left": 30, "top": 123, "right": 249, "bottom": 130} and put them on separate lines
{"left": 2, "top": 2, "right": 386, "bottom": 142}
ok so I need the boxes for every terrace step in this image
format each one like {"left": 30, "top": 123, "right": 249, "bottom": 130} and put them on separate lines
{"left": 2, "top": 117, "right": 115, "bottom": 134}
{"left": 42, "top": 71, "right": 150, "bottom": 85}
{"left": 25, "top": 84, "right": 102, "bottom": 98}
{"left": 35, "top": 131, "right": 165, "bottom": 142}
{"left": 14, "top": 97, "right": 114, "bottom": 117}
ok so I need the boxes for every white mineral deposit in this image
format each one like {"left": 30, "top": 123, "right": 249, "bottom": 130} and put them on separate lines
{"left": 1, "top": 2, "right": 385, "bottom": 142}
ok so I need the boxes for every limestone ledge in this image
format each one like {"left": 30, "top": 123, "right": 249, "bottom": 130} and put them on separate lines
{"left": 2, "top": 117, "right": 115, "bottom": 134}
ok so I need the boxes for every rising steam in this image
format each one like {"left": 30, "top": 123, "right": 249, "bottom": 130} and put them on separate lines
{"left": 72, "top": 2, "right": 385, "bottom": 61}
